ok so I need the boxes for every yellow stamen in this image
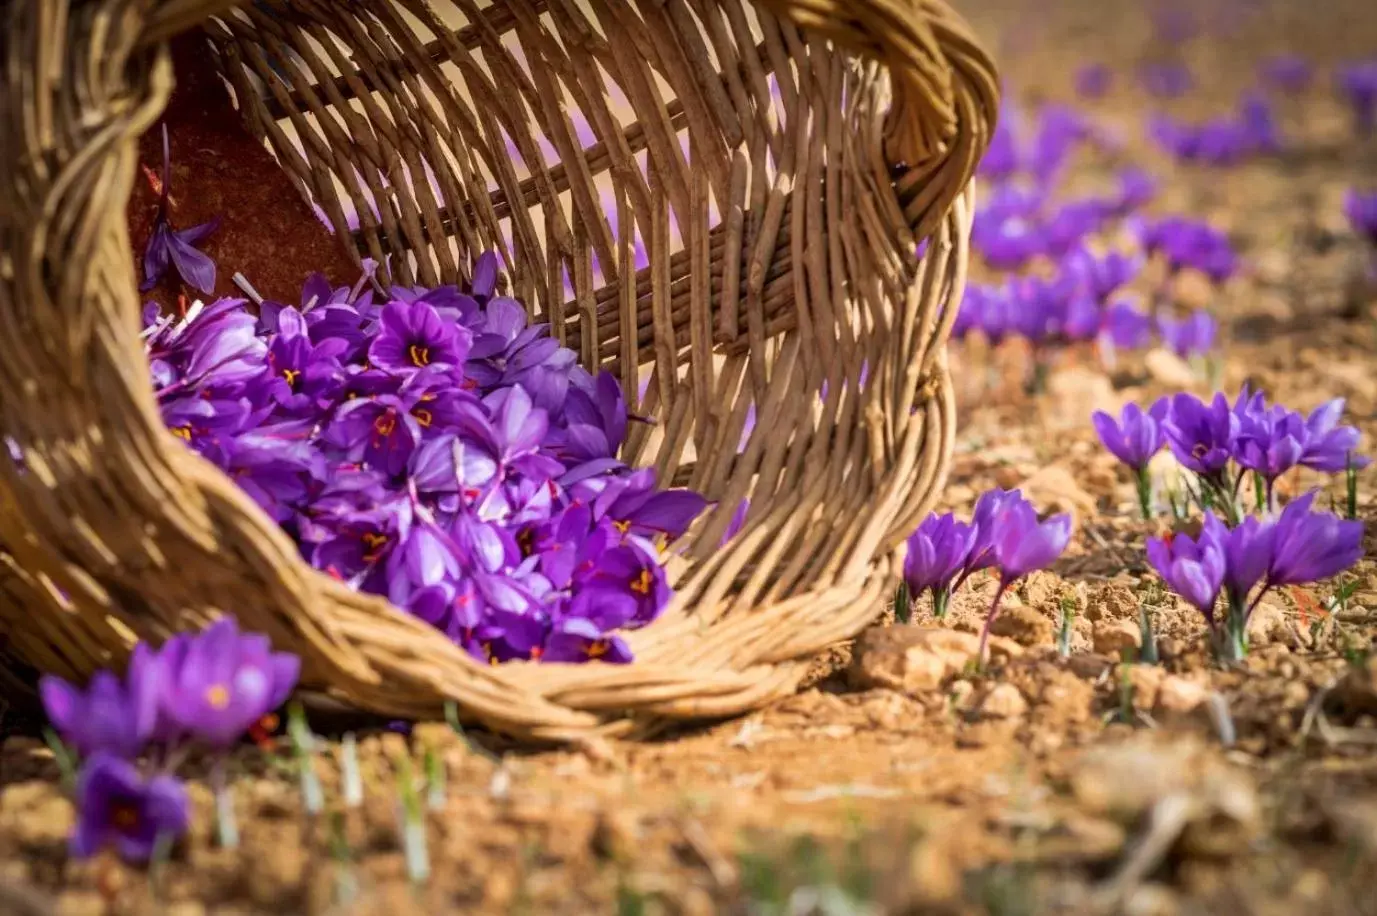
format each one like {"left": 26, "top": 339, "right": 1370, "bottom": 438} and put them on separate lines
{"left": 282, "top": 367, "right": 301, "bottom": 388}
{"left": 413, "top": 408, "right": 433, "bottom": 428}
{"left": 409, "top": 344, "right": 431, "bottom": 367}
{"left": 171, "top": 426, "right": 192, "bottom": 441}
{"left": 205, "top": 684, "right": 231, "bottom": 710}
{"left": 587, "top": 641, "right": 608, "bottom": 659}
{"left": 373, "top": 413, "right": 397, "bottom": 438}
{"left": 630, "top": 569, "right": 653, "bottom": 595}
{"left": 613, "top": 519, "right": 631, "bottom": 537}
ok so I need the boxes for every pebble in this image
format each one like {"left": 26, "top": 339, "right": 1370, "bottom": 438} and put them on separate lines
{"left": 990, "top": 604, "right": 1055, "bottom": 647}
{"left": 1155, "top": 676, "right": 1210, "bottom": 716}
{"left": 849, "top": 626, "right": 1022, "bottom": 695}
{"left": 1093, "top": 619, "right": 1143, "bottom": 656}
{"left": 978, "top": 683, "right": 1029, "bottom": 719}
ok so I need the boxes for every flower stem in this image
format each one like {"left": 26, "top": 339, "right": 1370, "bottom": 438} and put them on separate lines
{"left": 1347, "top": 452, "right": 1359, "bottom": 520}
{"left": 932, "top": 587, "right": 951, "bottom": 622}
{"left": 1139, "top": 605, "right": 1159, "bottom": 664}
{"left": 1135, "top": 467, "right": 1153, "bottom": 520}
{"left": 893, "top": 581, "right": 912, "bottom": 624}
{"left": 977, "top": 581, "right": 1011, "bottom": 670}
{"left": 213, "top": 759, "right": 239, "bottom": 850}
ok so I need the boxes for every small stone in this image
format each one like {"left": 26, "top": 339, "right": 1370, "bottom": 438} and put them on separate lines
{"left": 1085, "top": 583, "right": 1139, "bottom": 622}
{"left": 1144, "top": 348, "right": 1198, "bottom": 388}
{"left": 1124, "top": 664, "right": 1165, "bottom": 712}
{"left": 55, "top": 893, "right": 108, "bottom": 916}
{"left": 0, "top": 783, "right": 72, "bottom": 851}
{"left": 1066, "top": 653, "right": 1115, "bottom": 680}
{"left": 1093, "top": 619, "right": 1143, "bottom": 656}
{"left": 849, "top": 626, "right": 1022, "bottom": 695}
{"left": 1248, "top": 600, "right": 1292, "bottom": 646}
{"left": 591, "top": 810, "right": 639, "bottom": 861}
{"left": 978, "top": 683, "right": 1029, "bottom": 719}
{"left": 990, "top": 604, "right": 1054, "bottom": 647}
{"left": 1155, "top": 676, "right": 1210, "bottom": 716}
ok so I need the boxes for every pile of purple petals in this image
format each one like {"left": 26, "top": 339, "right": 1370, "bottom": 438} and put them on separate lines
{"left": 903, "top": 488, "right": 1072, "bottom": 660}
{"left": 147, "top": 253, "right": 708, "bottom": 667}
{"left": 1148, "top": 493, "right": 1363, "bottom": 659}
{"left": 1094, "top": 387, "right": 1370, "bottom": 518}
{"left": 1147, "top": 94, "right": 1280, "bottom": 166}
{"left": 40, "top": 618, "right": 300, "bottom": 862}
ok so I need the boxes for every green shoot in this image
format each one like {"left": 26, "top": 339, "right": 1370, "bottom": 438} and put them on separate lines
{"left": 1057, "top": 594, "right": 1076, "bottom": 658}
{"left": 893, "top": 581, "right": 911, "bottom": 624}
{"left": 340, "top": 732, "right": 363, "bottom": 808}
{"left": 42, "top": 728, "right": 77, "bottom": 791}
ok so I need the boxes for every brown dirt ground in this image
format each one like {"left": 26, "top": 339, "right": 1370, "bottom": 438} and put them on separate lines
{"left": 6, "top": 0, "right": 1377, "bottom": 913}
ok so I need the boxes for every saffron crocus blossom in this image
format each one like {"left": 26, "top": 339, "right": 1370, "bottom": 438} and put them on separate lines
{"left": 1233, "top": 405, "right": 1306, "bottom": 510}
{"left": 1065, "top": 247, "right": 1142, "bottom": 302}
{"left": 1344, "top": 189, "right": 1377, "bottom": 246}
{"left": 902, "top": 513, "right": 978, "bottom": 621}
{"left": 1337, "top": 61, "right": 1377, "bottom": 135}
{"left": 370, "top": 300, "right": 472, "bottom": 374}
{"left": 39, "top": 644, "right": 161, "bottom": 759}
{"left": 1093, "top": 400, "right": 1169, "bottom": 519}
{"left": 71, "top": 754, "right": 189, "bottom": 863}
{"left": 1163, "top": 393, "right": 1240, "bottom": 514}
{"left": 1075, "top": 63, "right": 1112, "bottom": 99}
{"left": 1138, "top": 61, "right": 1194, "bottom": 99}
{"left": 1299, "top": 398, "right": 1371, "bottom": 473}
{"left": 1156, "top": 310, "right": 1217, "bottom": 359}
{"left": 1260, "top": 54, "right": 1312, "bottom": 94}
{"left": 1268, "top": 492, "right": 1364, "bottom": 587}
{"left": 1149, "top": 518, "right": 1227, "bottom": 612}
{"left": 141, "top": 127, "right": 219, "bottom": 294}
{"left": 159, "top": 616, "right": 300, "bottom": 748}
{"left": 980, "top": 497, "right": 1072, "bottom": 663}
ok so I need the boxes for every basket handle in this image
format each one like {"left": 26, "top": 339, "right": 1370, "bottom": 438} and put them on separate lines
{"left": 751, "top": 0, "right": 998, "bottom": 224}
{"left": 140, "top": 0, "right": 244, "bottom": 46}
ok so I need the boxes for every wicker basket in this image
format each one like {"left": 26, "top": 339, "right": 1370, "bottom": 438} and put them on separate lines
{"left": 0, "top": 0, "right": 996, "bottom": 741}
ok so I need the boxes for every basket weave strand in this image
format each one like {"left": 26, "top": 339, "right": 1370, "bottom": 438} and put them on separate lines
{"left": 0, "top": 0, "right": 995, "bottom": 741}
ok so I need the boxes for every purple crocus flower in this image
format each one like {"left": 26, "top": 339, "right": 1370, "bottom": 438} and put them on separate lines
{"left": 1163, "top": 392, "right": 1239, "bottom": 485}
{"left": 325, "top": 393, "right": 425, "bottom": 477}
{"left": 903, "top": 512, "right": 978, "bottom": 620}
{"left": 1344, "top": 189, "right": 1377, "bottom": 246}
{"left": 978, "top": 496, "right": 1072, "bottom": 662}
{"left": 1075, "top": 63, "right": 1112, "bottom": 99}
{"left": 1093, "top": 400, "right": 1169, "bottom": 472}
{"left": 1138, "top": 61, "right": 1194, "bottom": 99}
{"left": 1260, "top": 54, "right": 1312, "bottom": 94}
{"left": 1238, "top": 93, "right": 1280, "bottom": 155}
{"left": 1100, "top": 301, "right": 1152, "bottom": 352}
{"left": 1146, "top": 522, "right": 1226, "bottom": 621}
{"left": 1337, "top": 60, "right": 1377, "bottom": 135}
{"left": 370, "top": 299, "right": 473, "bottom": 375}
{"left": 39, "top": 645, "right": 161, "bottom": 759}
{"left": 141, "top": 127, "right": 220, "bottom": 294}
{"left": 542, "top": 617, "right": 633, "bottom": 664}
{"left": 1299, "top": 398, "right": 1371, "bottom": 473}
{"left": 1156, "top": 310, "right": 1217, "bottom": 359}
{"left": 71, "top": 753, "right": 189, "bottom": 863}
{"left": 159, "top": 617, "right": 301, "bottom": 748}
{"left": 1267, "top": 491, "right": 1364, "bottom": 587}
{"left": 1065, "top": 247, "right": 1142, "bottom": 302}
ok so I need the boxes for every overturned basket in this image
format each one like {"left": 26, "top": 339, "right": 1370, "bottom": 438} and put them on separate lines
{"left": 0, "top": 0, "right": 996, "bottom": 741}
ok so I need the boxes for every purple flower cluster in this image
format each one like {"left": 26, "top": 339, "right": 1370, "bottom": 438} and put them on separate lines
{"left": 1149, "top": 493, "right": 1363, "bottom": 658}
{"left": 41, "top": 618, "right": 300, "bottom": 862}
{"left": 1137, "top": 216, "right": 1239, "bottom": 283}
{"left": 904, "top": 489, "right": 1072, "bottom": 661}
{"left": 149, "top": 255, "right": 706, "bottom": 666}
{"left": 1147, "top": 94, "right": 1280, "bottom": 166}
{"left": 1095, "top": 388, "right": 1370, "bottom": 519}
{"left": 1138, "top": 61, "right": 1195, "bottom": 99}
